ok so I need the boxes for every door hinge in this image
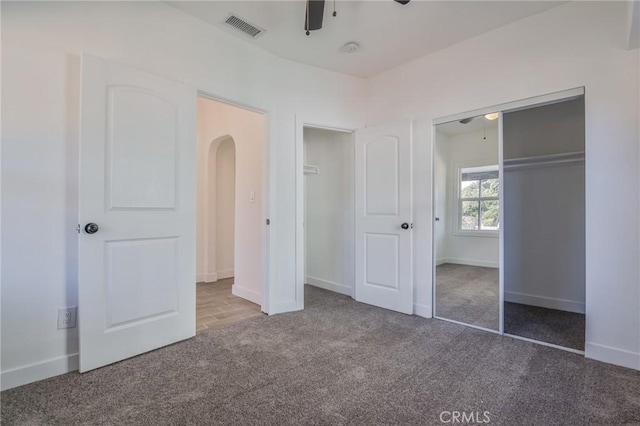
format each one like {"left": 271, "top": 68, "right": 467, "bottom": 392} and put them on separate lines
{"left": 76, "top": 224, "right": 81, "bottom": 234}
{"left": 266, "top": 219, "right": 270, "bottom": 225}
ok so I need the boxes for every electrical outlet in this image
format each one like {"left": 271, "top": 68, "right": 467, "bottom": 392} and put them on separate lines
{"left": 57, "top": 307, "right": 77, "bottom": 329}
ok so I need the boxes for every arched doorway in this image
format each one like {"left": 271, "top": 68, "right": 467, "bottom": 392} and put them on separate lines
{"left": 206, "top": 135, "right": 236, "bottom": 282}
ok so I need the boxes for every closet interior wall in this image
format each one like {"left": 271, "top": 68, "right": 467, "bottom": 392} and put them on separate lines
{"left": 303, "top": 127, "right": 355, "bottom": 297}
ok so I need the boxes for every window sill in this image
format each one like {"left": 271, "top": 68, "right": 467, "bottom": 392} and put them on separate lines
{"left": 453, "top": 230, "right": 499, "bottom": 238}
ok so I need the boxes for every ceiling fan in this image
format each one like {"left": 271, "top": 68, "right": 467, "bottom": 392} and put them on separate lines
{"left": 305, "top": 0, "right": 411, "bottom": 36}
{"left": 459, "top": 117, "right": 478, "bottom": 124}
{"left": 459, "top": 113, "right": 500, "bottom": 124}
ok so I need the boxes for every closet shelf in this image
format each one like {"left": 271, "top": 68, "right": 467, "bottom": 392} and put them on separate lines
{"left": 304, "top": 164, "right": 320, "bottom": 175}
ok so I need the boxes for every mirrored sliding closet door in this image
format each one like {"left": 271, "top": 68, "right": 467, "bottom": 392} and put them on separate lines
{"left": 434, "top": 113, "right": 500, "bottom": 331}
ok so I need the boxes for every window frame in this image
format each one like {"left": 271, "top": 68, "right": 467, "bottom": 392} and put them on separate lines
{"left": 455, "top": 165, "right": 500, "bottom": 237}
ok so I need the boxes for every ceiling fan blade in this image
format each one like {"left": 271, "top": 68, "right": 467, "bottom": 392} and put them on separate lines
{"left": 305, "top": 0, "right": 325, "bottom": 32}
{"left": 459, "top": 117, "right": 476, "bottom": 124}
{"left": 394, "top": 0, "right": 411, "bottom": 4}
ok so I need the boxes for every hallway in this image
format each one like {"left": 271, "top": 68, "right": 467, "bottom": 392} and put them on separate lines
{"left": 196, "top": 278, "right": 262, "bottom": 332}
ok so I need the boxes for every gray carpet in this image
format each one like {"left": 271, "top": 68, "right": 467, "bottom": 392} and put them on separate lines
{"left": 2, "top": 286, "right": 639, "bottom": 425}
{"left": 504, "top": 302, "right": 585, "bottom": 351}
{"left": 436, "top": 264, "right": 499, "bottom": 330}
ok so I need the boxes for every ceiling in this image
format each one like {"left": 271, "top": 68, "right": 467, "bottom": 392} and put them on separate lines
{"left": 436, "top": 114, "right": 499, "bottom": 137}
{"left": 168, "top": 1, "right": 565, "bottom": 77}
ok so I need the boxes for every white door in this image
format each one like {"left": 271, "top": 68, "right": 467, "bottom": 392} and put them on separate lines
{"left": 354, "top": 121, "right": 413, "bottom": 314}
{"left": 78, "top": 54, "right": 196, "bottom": 372}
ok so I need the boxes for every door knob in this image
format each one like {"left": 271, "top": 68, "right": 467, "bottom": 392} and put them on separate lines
{"left": 84, "top": 223, "right": 99, "bottom": 234}
{"left": 401, "top": 223, "right": 410, "bottom": 230}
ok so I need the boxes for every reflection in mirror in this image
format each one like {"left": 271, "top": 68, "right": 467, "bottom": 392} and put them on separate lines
{"left": 434, "top": 113, "right": 500, "bottom": 331}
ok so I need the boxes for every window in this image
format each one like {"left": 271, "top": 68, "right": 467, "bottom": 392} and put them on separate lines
{"left": 459, "top": 166, "right": 499, "bottom": 232}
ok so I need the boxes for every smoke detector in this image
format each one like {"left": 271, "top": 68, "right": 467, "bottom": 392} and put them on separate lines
{"left": 342, "top": 42, "right": 360, "bottom": 53}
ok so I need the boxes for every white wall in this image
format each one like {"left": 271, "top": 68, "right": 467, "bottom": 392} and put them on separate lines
{"left": 303, "top": 128, "right": 355, "bottom": 296}
{"left": 1, "top": 1, "right": 366, "bottom": 389}
{"left": 438, "top": 128, "right": 500, "bottom": 268}
{"left": 197, "top": 97, "right": 266, "bottom": 303}
{"left": 503, "top": 98, "right": 586, "bottom": 314}
{"left": 215, "top": 138, "right": 236, "bottom": 280}
{"left": 366, "top": 1, "right": 640, "bottom": 369}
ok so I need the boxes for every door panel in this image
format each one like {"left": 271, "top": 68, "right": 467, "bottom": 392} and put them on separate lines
{"left": 106, "top": 86, "right": 178, "bottom": 210}
{"left": 355, "top": 121, "right": 413, "bottom": 314}
{"left": 105, "top": 237, "right": 179, "bottom": 328}
{"left": 365, "top": 136, "right": 399, "bottom": 215}
{"left": 79, "top": 54, "right": 196, "bottom": 372}
{"left": 365, "top": 233, "right": 399, "bottom": 289}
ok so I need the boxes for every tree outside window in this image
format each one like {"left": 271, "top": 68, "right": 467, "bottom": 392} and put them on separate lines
{"left": 459, "top": 167, "right": 499, "bottom": 231}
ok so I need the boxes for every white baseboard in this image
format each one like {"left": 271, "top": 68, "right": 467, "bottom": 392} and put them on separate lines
{"left": 440, "top": 258, "right": 499, "bottom": 268}
{"left": 586, "top": 342, "right": 640, "bottom": 371}
{"left": 197, "top": 270, "right": 234, "bottom": 283}
{"left": 436, "top": 258, "right": 447, "bottom": 266}
{"left": 217, "top": 269, "right": 234, "bottom": 280}
{"left": 305, "top": 276, "right": 353, "bottom": 297}
{"left": 232, "top": 284, "right": 261, "bottom": 305}
{"left": 270, "top": 300, "right": 299, "bottom": 315}
{"left": 504, "top": 291, "right": 585, "bottom": 314}
{"left": 413, "top": 303, "right": 432, "bottom": 318}
{"left": 197, "top": 272, "right": 217, "bottom": 283}
{"left": 1, "top": 353, "right": 78, "bottom": 391}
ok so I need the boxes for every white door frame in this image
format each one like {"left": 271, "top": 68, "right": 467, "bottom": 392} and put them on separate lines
{"left": 294, "top": 116, "right": 358, "bottom": 310}
{"left": 198, "top": 90, "right": 272, "bottom": 314}
{"left": 430, "top": 86, "right": 585, "bottom": 338}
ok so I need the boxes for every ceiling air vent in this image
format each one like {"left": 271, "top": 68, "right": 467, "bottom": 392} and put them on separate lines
{"left": 224, "top": 14, "right": 265, "bottom": 39}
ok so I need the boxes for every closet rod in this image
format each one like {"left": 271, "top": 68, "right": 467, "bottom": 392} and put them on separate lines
{"left": 504, "top": 151, "right": 584, "bottom": 171}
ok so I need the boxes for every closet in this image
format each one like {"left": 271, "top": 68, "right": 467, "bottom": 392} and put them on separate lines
{"left": 303, "top": 127, "right": 355, "bottom": 298}
{"left": 432, "top": 91, "right": 586, "bottom": 352}
{"left": 503, "top": 97, "right": 586, "bottom": 350}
